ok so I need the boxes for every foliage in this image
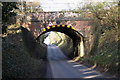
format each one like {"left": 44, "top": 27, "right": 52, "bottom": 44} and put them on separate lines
{"left": 78, "top": 1, "right": 119, "bottom": 76}
{"left": 2, "top": 24, "right": 46, "bottom": 78}
{"left": 81, "top": 29, "right": 119, "bottom": 75}
{"left": 2, "top": 2, "right": 18, "bottom": 24}
{"left": 2, "top": 2, "right": 18, "bottom": 34}
{"left": 23, "top": 2, "right": 43, "bottom": 12}
{"left": 78, "top": 2, "right": 119, "bottom": 31}
{"left": 57, "top": 33, "right": 73, "bottom": 58}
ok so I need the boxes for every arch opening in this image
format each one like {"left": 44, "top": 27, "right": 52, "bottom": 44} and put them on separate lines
{"left": 36, "top": 25, "right": 85, "bottom": 59}
{"left": 39, "top": 31, "right": 73, "bottom": 58}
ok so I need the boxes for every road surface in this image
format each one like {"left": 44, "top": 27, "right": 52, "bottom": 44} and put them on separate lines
{"left": 46, "top": 44, "right": 106, "bottom": 78}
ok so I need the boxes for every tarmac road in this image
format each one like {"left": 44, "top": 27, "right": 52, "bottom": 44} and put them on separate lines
{"left": 46, "top": 44, "right": 107, "bottom": 79}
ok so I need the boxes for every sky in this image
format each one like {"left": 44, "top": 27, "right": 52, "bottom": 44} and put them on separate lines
{"left": 39, "top": 0, "right": 82, "bottom": 11}
{"left": 44, "top": 35, "right": 50, "bottom": 44}
{"left": 19, "top": 0, "right": 117, "bottom": 12}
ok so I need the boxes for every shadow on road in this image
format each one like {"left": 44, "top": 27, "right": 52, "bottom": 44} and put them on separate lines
{"left": 45, "top": 44, "right": 108, "bottom": 78}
